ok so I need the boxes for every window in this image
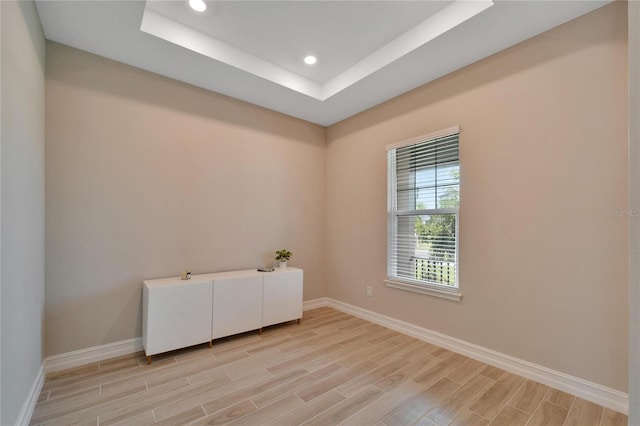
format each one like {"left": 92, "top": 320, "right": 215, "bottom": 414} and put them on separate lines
{"left": 386, "top": 126, "right": 461, "bottom": 300}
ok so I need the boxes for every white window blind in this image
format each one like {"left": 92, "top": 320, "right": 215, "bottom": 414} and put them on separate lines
{"left": 387, "top": 127, "right": 460, "bottom": 290}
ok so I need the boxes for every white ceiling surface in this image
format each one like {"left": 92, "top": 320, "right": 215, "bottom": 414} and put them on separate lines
{"left": 140, "top": 0, "right": 493, "bottom": 100}
{"left": 147, "top": 1, "right": 454, "bottom": 85}
{"left": 36, "top": 1, "right": 611, "bottom": 126}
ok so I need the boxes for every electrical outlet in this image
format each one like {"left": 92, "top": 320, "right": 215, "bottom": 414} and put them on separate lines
{"left": 366, "top": 286, "right": 373, "bottom": 297}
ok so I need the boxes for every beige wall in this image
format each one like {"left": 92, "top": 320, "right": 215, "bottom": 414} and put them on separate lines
{"left": 1, "top": 1, "right": 46, "bottom": 423}
{"left": 45, "top": 43, "right": 326, "bottom": 356}
{"left": 326, "top": 2, "right": 629, "bottom": 392}
{"left": 45, "top": 1, "right": 629, "bottom": 396}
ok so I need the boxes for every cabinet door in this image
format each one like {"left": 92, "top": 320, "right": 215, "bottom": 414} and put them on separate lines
{"left": 143, "top": 281, "right": 212, "bottom": 356}
{"left": 212, "top": 276, "right": 263, "bottom": 339}
{"left": 263, "top": 270, "right": 303, "bottom": 327}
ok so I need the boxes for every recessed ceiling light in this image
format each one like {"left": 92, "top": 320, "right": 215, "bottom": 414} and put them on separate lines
{"left": 189, "top": 0, "right": 206, "bottom": 12}
{"left": 304, "top": 55, "right": 317, "bottom": 65}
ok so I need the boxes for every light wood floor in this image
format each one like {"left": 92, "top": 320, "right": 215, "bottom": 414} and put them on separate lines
{"left": 32, "top": 307, "right": 627, "bottom": 426}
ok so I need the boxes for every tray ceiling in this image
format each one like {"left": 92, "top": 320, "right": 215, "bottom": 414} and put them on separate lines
{"left": 36, "top": 0, "right": 611, "bottom": 126}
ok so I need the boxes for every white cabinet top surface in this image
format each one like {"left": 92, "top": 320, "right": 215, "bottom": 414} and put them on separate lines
{"left": 144, "top": 267, "right": 301, "bottom": 288}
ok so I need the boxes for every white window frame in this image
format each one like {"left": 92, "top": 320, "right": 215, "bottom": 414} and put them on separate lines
{"left": 385, "top": 126, "right": 462, "bottom": 301}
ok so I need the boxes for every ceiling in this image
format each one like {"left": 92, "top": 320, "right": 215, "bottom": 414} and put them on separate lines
{"left": 36, "top": 0, "right": 611, "bottom": 126}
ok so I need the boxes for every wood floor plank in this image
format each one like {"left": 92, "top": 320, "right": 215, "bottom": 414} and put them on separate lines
{"left": 389, "top": 339, "right": 432, "bottom": 358}
{"left": 478, "top": 365, "right": 505, "bottom": 381}
{"left": 300, "top": 386, "right": 384, "bottom": 426}
{"left": 191, "top": 399, "right": 257, "bottom": 425}
{"left": 544, "top": 388, "right": 575, "bottom": 409}
{"left": 304, "top": 315, "right": 354, "bottom": 332}
{"left": 47, "top": 385, "right": 100, "bottom": 403}
{"left": 337, "top": 317, "right": 369, "bottom": 329}
{"left": 431, "top": 347, "right": 456, "bottom": 360}
{"left": 374, "top": 358, "right": 440, "bottom": 393}
{"left": 266, "top": 390, "right": 345, "bottom": 426}
{"left": 42, "top": 357, "right": 177, "bottom": 397}
{"left": 210, "top": 333, "right": 291, "bottom": 358}
{"left": 247, "top": 330, "right": 319, "bottom": 355}
{"left": 44, "top": 353, "right": 145, "bottom": 393}
{"left": 30, "top": 308, "right": 624, "bottom": 426}
{"left": 100, "top": 375, "right": 150, "bottom": 398}
{"left": 106, "top": 409, "right": 154, "bottom": 426}
{"left": 412, "top": 353, "right": 468, "bottom": 389}
{"left": 277, "top": 331, "right": 345, "bottom": 354}
{"left": 97, "top": 374, "right": 232, "bottom": 426}
{"left": 382, "top": 377, "right": 461, "bottom": 426}
{"left": 301, "top": 342, "right": 373, "bottom": 372}
{"left": 73, "top": 418, "right": 99, "bottom": 426}
{"left": 296, "top": 359, "right": 377, "bottom": 402}
{"left": 201, "top": 368, "right": 308, "bottom": 415}
{"left": 337, "top": 339, "right": 402, "bottom": 368}
{"left": 150, "top": 350, "right": 224, "bottom": 377}
{"left": 413, "top": 418, "right": 437, "bottom": 426}
{"left": 99, "top": 354, "right": 144, "bottom": 374}
{"left": 42, "top": 364, "right": 104, "bottom": 392}
{"left": 298, "top": 314, "right": 347, "bottom": 330}
{"left": 227, "top": 394, "right": 303, "bottom": 426}
{"left": 33, "top": 380, "right": 146, "bottom": 424}
{"left": 153, "top": 405, "right": 207, "bottom": 426}
{"left": 148, "top": 372, "right": 267, "bottom": 422}
{"left": 447, "top": 358, "right": 487, "bottom": 385}
{"left": 326, "top": 316, "right": 366, "bottom": 333}
{"left": 335, "top": 327, "right": 384, "bottom": 347}
{"left": 401, "top": 342, "right": 441, "bottom": 362}
{"left": 424, "top": 373, "right": 494, "bottom": 425}
{"left": 341, "top": 379, "right": 430, "bottom": 426}
{"left": 601, "top": 408, "right": 629, "bottom": 426}
{"left": 312, "top": 326, "right": 374, "bottom": 347}
{"left": 507, "top": 379, "right": 548, "bottom": 415}
{"left": 487, "top": 405, "right": 529, "bottom": 426}
{"left": 303, "top": 307, "right": 333, "bottom": 318}
{"left": 371, "top": 337, "right": 422, "bottom": 363}
{"left": 267, "top": 343, "right": 344, "bottom": 376}
{"left": 226, "top": 347, "right": 305, "bottom": 379}
{"left": 564, "top": 397, "right": 604, "bottom": 426}
{"left": 252, "top": 362, "right": 343, "bottom": 409}
{"left": 37, "top": 391, "right": 50, "bottom": 403}
{"left": 468, "top": 371, "right": 525, "bottom": 420}
{"left": 448, "top": 410, "right": 490, "bottom": 426}
{"left": 45, "top": 363, "right": 100, "bottom": 382}
{"left": 527, "top": 400, "right": 568, "bottom": 426}
{"left": 336, "top": 358, "right": 410, "bottom": 397}
{"left": 40, "top": 377, "right": 189, "bottom": 426}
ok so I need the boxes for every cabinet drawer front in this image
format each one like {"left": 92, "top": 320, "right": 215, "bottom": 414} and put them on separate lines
{"left": 263, "top": 270, "right": 303, "bottom": 327}
{"left": 212, "top": 276, "right": 263, "bottom": 339}
{"left": 144, "top": 282, "right": 212, "bottom": 356}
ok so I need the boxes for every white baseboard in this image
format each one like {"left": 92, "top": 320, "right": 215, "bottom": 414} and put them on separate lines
{"left": 40, "top": 299, "right": 329, "bottom": 374}
{"left": 305, "top": 297, "right": 629, "bottom": 415}
{"left": 303, "top": 297, "right": 330, "bottom": 311}
{"left": 15, "top": 363, "right": 45, "bottom": 426}
{"left": 44, "top": 337, "right": 143, "bottom": 374}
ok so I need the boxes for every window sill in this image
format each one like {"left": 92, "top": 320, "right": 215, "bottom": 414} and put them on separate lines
{"left": 384, "top": 279, "right": 462, "bottom": 302}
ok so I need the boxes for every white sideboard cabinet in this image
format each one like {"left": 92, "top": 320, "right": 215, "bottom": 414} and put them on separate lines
{"left": 263, "top": 268, "right": 303, "bottom": 327}
{"left": 212, "top": 273, "right": 263, "bottom": 340}
{"left": 142, "top": 267, "right": 303, "bottom": 363}
{"left": 142, "top": 278, "right": 213, "bottom": 360}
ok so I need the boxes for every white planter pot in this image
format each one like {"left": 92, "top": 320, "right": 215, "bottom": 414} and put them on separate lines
{"left": 279, "top": 261, "right": 287, "bottom": 268}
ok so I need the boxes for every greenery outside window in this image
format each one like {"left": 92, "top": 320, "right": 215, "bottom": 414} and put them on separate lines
{"left": 386, "top": 127, "right": 460, "bottom": 298}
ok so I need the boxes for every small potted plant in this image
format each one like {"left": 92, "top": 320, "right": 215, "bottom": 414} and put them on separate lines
{"left": 275, "top": 249, "right": 292, "bottom": 268}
